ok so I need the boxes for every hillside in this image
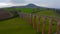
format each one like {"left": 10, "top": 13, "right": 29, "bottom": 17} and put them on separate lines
{"left": 0, "top": 17, "right": 36, "bottom": 34}
{"left": 0, "top": 5, "right": 60, "bottom": 34}
{"left": 0, "top": 11, "right": 12, "bottom": 20}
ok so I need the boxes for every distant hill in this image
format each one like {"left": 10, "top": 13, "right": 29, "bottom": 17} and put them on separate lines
{"left": 11, "top": 4, "right": 41, "bottom": 8}
{"left": 11, "top": 4, "right": 56, "bottom": 9}
{"left": 7, "top": 3, "right": 59, "bottom": 10}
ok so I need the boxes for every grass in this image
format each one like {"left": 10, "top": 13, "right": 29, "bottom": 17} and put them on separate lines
{"left": 5, "top": 8, "right": 34, "bottom": 13}
{"left": 37, "top": 10, "right": 60, "bottom": 17}
{"left": 3, "top": 8, "right": 60, "bottom": 34}
{"left": 0, "top": 17, "right": 36, "bottom": 34}
{"left": 16, "top": 8, "right": 34, "bottom": 13}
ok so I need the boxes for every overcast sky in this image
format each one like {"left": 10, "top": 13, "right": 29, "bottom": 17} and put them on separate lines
{"left": 0, "top": 0, "right": 60, "bottom": 8}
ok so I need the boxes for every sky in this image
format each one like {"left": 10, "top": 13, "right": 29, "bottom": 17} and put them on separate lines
{"left": 0, "top": 0, "right": 60, "bottom": 8}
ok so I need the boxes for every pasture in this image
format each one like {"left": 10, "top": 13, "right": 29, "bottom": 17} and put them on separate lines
{"left": 0, "top": 17, "right": 36, "bottom": 34}
{"left": 0, "top": 8, "right": 60, "bottom": 34}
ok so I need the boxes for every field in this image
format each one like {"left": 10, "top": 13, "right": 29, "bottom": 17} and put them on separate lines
{"left": 0, "top": 17, "right": 36, "bottom": 34}
{"left": 0, "top": 8, "right": 60, "bottom": 34}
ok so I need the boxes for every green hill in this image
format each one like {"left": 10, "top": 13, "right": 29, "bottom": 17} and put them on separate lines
{"left": 0, "top": 17, "right": 36, "bottom": 34}
{"left": 1, "top": 8, "right": 60, "bottom": 34}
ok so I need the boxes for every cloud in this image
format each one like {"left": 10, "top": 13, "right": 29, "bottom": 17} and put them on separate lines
{"left": 0, "top": 0, "right": 60, "bottom": 8}
{"left": 0, "top": 2, "right": 27, "bottom": 8}
{"left": 32, "top": 0, "right": 60, "bottom": 8}
{"left": 25, "top": 0, "right": 34, "bottom": 2}
{"left": 0, "top": 3, "right": 11, "bottom": 8}
{"left": 11, "top": 0, "right": 26, "bottom": 4}
{"left": 25, "top": 0, "right": 32, "bottom": 1}
{"left": 0, "top": 0, "right": 10, "bottom": 3}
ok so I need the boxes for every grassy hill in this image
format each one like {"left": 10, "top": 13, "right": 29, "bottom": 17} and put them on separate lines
{"left": 37, "top": 10, "right": 60, "bottom": 17}
{"left": 1, "top": 8, "right": 60, "bottom": 34}
{"left": 0, "top": 17, "right": 36, "bottom": 34}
